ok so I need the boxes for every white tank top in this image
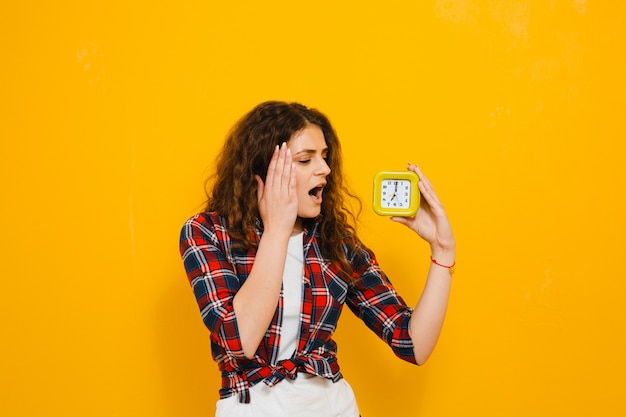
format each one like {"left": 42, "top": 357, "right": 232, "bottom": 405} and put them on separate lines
{"left": 276, "top": 232, "right": 304, "bottom": 361}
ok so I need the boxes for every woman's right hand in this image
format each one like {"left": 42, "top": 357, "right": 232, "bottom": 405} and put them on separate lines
{"left": 237, "top": 142, "right": 298, "bottom": 358}
{"left": 254, "top": 142, "right": 298, "bottom": 235}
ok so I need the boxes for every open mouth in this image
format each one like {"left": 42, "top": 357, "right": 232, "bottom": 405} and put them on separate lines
{"left": 308, "top": 186, "right": 323, "bottom": 200}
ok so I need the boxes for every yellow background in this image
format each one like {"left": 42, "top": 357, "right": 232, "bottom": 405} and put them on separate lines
{"left": 2, "top": 1, "right": 625, "bottom": 416}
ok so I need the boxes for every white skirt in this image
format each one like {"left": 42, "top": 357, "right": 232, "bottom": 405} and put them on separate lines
{"left": 215, "top": 373, "right": 360, "bottom": 417}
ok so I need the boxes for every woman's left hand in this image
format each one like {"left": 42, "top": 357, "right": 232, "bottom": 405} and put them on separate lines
{"left": 391, "top": 163, "right": 455, "bottom": 261}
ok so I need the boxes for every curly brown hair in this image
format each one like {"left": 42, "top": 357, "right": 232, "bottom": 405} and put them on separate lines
{"left": 205, "top": 101, "right": 363, "bottom": 277}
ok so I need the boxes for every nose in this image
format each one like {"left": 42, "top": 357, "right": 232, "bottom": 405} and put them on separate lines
{"left": 317, "top": 158, "right": 331, "bottom": 176}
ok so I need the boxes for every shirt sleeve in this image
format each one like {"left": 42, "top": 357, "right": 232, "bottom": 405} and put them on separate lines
{"left": 345, "top": 245, "right": 418, "bottom": 365}
{"left": 179, "top": 214, "right": 248, "bottom": 363}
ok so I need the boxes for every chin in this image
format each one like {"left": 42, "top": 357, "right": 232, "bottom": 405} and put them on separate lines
{"left": 298, "top": 208, "right": 321, "bottom": 219}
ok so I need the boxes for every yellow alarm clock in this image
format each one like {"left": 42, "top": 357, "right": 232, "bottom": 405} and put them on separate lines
{"left": 372, "top": 171, "right": 420, "bottom": 216}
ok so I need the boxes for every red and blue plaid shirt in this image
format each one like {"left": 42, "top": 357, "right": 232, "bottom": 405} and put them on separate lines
{"left": 179, "top": 212, "right": 417, "bottom": 403}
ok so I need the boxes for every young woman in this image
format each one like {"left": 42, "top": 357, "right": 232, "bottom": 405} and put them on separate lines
{"left": 179, "top": 101, "right": 455, "bottom": 417}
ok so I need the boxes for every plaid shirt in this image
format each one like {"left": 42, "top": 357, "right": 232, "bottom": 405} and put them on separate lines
{"left": 180, "top": 212, "right": 417, "bottom": 403}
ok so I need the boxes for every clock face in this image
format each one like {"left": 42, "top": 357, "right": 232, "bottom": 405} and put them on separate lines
{"left": 372, "top": 171, "right": 419, "bottom": 216}
{"left": 380, "top": 179, "right": 411, "bottom": 209}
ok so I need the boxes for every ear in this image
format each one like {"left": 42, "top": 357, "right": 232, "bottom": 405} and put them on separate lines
{"left": 254, "top": 175, "right": 264, "bottom": 202}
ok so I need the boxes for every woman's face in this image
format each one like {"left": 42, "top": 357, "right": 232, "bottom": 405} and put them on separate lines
{"left": 287, "top": 124, "right": 332, "bottom": 221}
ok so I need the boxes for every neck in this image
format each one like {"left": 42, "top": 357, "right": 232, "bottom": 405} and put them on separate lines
{"left": 292, "top": 217, "right": 304, "bottom": 235}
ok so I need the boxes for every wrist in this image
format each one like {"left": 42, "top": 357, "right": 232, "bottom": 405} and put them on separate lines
{"left": 259, "top": 227, "right": 292, "bottom": 245}
{"left": 430, "top": 255, "right": 456, "bottom": 275}
{"left": 430, "top": 245, "right": 456, "bottom": 266}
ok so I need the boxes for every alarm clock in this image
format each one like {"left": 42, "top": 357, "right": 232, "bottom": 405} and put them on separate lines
{"left": 372, "top": 171, "right": 420, "bottom": 216}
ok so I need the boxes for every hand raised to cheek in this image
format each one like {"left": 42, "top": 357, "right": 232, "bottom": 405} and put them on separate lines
{"left": 254, "top": 142, "right": 299, "bottom": 235}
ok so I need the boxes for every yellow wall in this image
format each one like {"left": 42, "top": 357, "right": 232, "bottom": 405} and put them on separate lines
{"left": 2, "top": 1, "right": 625, "bottom": 416}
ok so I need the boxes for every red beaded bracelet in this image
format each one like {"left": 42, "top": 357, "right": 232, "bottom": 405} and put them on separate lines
{"left": 430, "top": 256, "right": 456, "bottom": 275}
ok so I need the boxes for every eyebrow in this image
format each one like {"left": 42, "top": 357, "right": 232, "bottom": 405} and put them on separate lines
{"left": 295, "top": 147, "right": 328, "bottom": 156}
